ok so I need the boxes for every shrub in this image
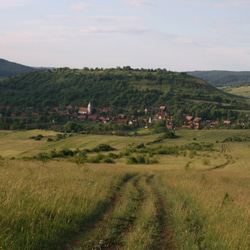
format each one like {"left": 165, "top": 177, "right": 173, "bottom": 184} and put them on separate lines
{"left": 202, "top": 158, "right": 211, "bottom": 166}
{"left": 189, "top": 150, "right": 197, "bottom": 159}
{"left": 30, "top": 134, "right": 43, "bottom": 140}
{"left": 127, "top": 156, "right": 138, "bottom": 164}
{"left": 92, "top": 144, "right": 116, "bottom": 152}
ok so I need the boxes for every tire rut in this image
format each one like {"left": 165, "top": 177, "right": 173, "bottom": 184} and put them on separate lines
{"left": 66, "top": 173, "right": 176, "bottom": 250}
{"left": 147, "top": 175, "right": 176, "bottom": 250}
{"left": 64, "top": 173, "right": 138, "bottom": 250}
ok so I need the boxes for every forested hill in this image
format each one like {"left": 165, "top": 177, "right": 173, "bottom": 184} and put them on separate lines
{"left": 188, "top": 70, "right": 250, "bottom": 87}
{"left": 0, "top": 58, "right": 36, "bottom": 78}
{"left": 0, "top": 67, "right": 247, "bottom": 111}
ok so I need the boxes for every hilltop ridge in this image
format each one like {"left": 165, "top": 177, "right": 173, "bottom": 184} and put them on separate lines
{"left": 0, "top": 58, "right": 37, "bottom": 78}
{"left": 0, "top": 66, "right": 245, "bottom": 111}
{"left": 188, "top": 70, "right": 250, "bottom": 87}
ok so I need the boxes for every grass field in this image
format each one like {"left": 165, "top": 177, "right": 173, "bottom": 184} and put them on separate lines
{"left": 219, "top": 85, "right": 250, "bottom": 99}
{"left": 0, "top": 129, "right": 249, "bottom": 249}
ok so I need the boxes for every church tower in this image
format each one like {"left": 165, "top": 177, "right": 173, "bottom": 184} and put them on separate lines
{"left": 87, "top": 102, "right": 92, "bottom": 115}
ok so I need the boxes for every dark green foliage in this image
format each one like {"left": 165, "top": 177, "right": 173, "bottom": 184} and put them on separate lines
{"left": 158, "top": 131, "right": 177, "bottom": 139}
{"left": 0, "top": 58, "right": 37, "bottom": 78}
{"left": 0, "top": 67, "right": 244, "bottom": 111}
{"left": 91, "top": 144, "right": 116, "bottom": 152}
{"left": 29, "top": 134, "right": 43, "bottom": 140}
{"left": 126, "top": 155, "right": 158, "bottom": 164}
{"left": 189, "top": 70, "right": 250, "bottom": 87}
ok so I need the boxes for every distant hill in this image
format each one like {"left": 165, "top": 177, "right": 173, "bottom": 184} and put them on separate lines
{"left": 0, "top": 67, "right": 248, "bottom": 113}
{"left": 188, "top": 70, "right": 250, "bottom": 87}
{"left": 0, "top": 58, "right": 37, "bottom": 78}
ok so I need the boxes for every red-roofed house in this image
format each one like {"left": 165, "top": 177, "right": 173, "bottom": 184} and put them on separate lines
{"left": 223, "top": 120, "right": 231, "bottom": 125}
{"left": 185, "top": 115, "right": 193, "bottom": 121}
{"left": 78, "top": 107, "right": 88, "bottom": 114}
{"left": 116, "top": 119, "right": 128, "bottom": 124}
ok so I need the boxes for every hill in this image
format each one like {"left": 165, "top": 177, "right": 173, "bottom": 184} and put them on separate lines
{"left": 0, "top": 67, "right": 248, "bottom": 113}
{"left": 188, "top": 70, "right": 250, "bottom": 87}
{"left": 0, "top": 58, "right": 37, "bottom": 78}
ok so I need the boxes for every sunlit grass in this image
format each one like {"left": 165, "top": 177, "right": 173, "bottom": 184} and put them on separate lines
{"left": 0, "top": 160, "right": 137, "bottom": 249}
{"left": 0, "top": 129, "right": 249, "bottom": 249}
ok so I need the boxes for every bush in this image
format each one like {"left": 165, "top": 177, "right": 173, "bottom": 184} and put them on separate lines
{"left": 189, "top": 150, "right": 197, "bottom": 159}
{"left": 127, "top": 156, "right": 138, "bottom": 164}
{"left": 30, "top": 134, "right": 43, "bottom": 140}
{"left": 202, "top": 158, "right": 211, "bottom": 166}
{"left": 92, "top": 144, "right": 116, "bottom": 152}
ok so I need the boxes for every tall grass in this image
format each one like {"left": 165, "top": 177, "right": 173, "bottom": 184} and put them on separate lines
{"left": 0, "top": 130, "right": 249, "bottom": 249}
{"left": 150, "top": 168, "right": 250, "bottom": 249}
{"left": 0, "top": 160, "right": 136, "bottom": 249}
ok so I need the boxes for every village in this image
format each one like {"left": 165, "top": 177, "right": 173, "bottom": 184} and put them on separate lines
{"left": 1, "top": 102, "right": 245, "bottom": 130}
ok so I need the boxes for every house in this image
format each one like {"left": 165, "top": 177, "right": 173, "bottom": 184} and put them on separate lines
{"left": 67, "top": 105, "right": 74, "bottom": 110}
{"left": 88, "top": 115, "right": 98, "bottom": 121}
{"left": 160, "top": 106, "right": 166, "bottom": 111}
{"left": 78, "top": 107, "right": 88, "bottom": 114}
{"left": 185, "top": 115, "right": 193, "bottom": 121}
{"left": 182, "top": 125, "right": 192, "bottom": 129}
{"left": 193, "top": 117, "right": 202, "bottom": 123}
{"left": 166, "top": 124, "right": 173, "bottom": 129}
{"left": 102, "top": 107, "right": 109, "bottom": 113}
{"left": 77, "top": 115, "right": 87, "bottom": 120}
{"left": 223, "top": 120, "right": 231, "bottom": 125}
{"left": 116, "top": 119, "right": 128, "bottom": 124}
{"left": 59, "top": 110, "right": 69, "bottom": 117}
{"left": 210, "top": 121, "right": 220, "bottom": 127}
{"left": 78, "top": 103, "right": 92, "bottom": 115}
{"left": 194, "top": 124, "right": 204, "bottom": 130}
{"left": 118, "top": 114, "right": 126, "bottom": 119}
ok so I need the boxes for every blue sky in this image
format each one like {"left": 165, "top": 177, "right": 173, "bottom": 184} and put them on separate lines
{"left": 1, "top": 0, "right": 250, "bottom": 71}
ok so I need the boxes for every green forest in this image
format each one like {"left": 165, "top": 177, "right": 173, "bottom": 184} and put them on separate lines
{"left": 189, "top": 70, "right": 250, "bottom": 87}
{"left": 0, "top": 67, "right": 247, "bottom": 109}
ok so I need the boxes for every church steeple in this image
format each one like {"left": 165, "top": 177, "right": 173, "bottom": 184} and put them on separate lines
{"left": 87, "top": 102, "right": 92, "bottom": 115}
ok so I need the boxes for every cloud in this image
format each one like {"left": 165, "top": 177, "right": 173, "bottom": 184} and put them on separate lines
{"left": 0, "top": 0, "right": 31, "bottom": 9}
{"left": 177, "top": 0, "right": 250, "bottom": 9}
{"left": 173, "top": 37, "right": 193, "bottom": 45}
{"left": 69, "top": 2, "right": 90, "bottom": 11}
{"left": 120, "top": 0, "right": 157, "bottom": 8}
{"left": 80, "top": 25, "right": 150, "bottom": 35}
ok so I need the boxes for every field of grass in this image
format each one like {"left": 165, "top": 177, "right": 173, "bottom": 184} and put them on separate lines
{"left": 0, "top": 129, "right": 249, "bottom": 249}
{"left": 219, "top": 85, "right": 250, "bottom": 99}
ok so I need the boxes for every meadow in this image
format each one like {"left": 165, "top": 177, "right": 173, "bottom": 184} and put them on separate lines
{"left": 219, "top": 85, "right": 250, "bottom": 99}
{"left": 0, "top": 129, "right": 249, "bottom": 249}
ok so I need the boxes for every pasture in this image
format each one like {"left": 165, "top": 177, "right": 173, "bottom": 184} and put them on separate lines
{"left": 219, "top": 85, "right": 250, "bottom": 99}
{"left": 0, "top": 129, "right": 249, "bottom": 249}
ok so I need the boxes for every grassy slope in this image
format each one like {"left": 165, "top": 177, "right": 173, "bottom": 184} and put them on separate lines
{"left": 219, "top": 85, "right": 250, "bottom": 99}
{"left": 0, "top": 130, "right": 249, "bottom": 249}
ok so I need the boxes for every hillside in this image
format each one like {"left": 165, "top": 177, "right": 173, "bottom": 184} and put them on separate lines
{"left": 188, "top": 70, "right": 250, "bottom": 87}
{"left": 1, "top": 67, "right": 247, "bottom": 113}
{"left": 0, "top": 58, "right": 37, "bottom": 78}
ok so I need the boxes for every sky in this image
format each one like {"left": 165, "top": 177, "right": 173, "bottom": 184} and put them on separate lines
{"left": 1, "top": 0, "right": 250, "bottom": 71}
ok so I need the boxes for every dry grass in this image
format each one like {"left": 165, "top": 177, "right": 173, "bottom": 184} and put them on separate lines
{"left": 0, "top": 129, "right": 249, "bottom": 249}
